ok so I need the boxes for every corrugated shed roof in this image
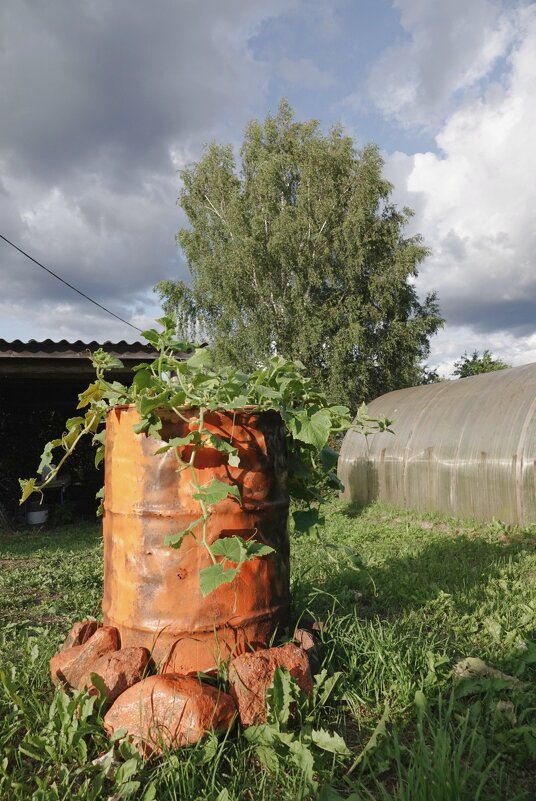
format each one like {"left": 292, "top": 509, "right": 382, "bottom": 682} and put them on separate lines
{"left": 0, "top": 338, "right": 158, "bottom": 360}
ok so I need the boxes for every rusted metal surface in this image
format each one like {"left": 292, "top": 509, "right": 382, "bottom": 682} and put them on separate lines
{"left": 102, "top": 406, "right": 290, "bottom": 675}
{"left": 338, "top": 364, "right": 536, "bottom": 524}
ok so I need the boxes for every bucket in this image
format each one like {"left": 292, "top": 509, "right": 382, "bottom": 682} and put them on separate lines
{"left": 26, "top": 505, "right": 49, "bottom": 525}
{"left": 102, "top": 405, "right": 290, "bottom": 674}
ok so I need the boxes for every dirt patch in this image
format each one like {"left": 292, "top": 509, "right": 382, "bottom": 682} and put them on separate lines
{"left": 33, "top": 592, "right": 63, "bottom": 603}
{"left": 435, "top": 523, "right": 452, "bottom": 534}
{"left": 0, "top": 558, "right": 41, "bottom": 569}
{"left": 38, "top": 614, "right": 70, "bottom": 625}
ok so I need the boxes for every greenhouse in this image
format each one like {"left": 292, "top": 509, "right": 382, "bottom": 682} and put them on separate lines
{"left": 338, "top": 363, "right": 536, "bottom": 524}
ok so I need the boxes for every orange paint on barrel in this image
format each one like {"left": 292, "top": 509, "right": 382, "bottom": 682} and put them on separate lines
{"left": 102, "top": 405, "right": 289, "bottom": 675}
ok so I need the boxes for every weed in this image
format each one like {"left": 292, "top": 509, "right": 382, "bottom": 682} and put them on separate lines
{"left": 1, "top": 501, "right": 535, "bottom": 799}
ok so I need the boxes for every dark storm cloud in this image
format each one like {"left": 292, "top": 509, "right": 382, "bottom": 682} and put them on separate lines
{"left": 442, "top": 296, "right": 536, "bottom": 338}
{"left": 0, "top": 1, "right": 270, "bottom": 185}
{"left": 0, "top": 0, "right": 295, "bottom": 339}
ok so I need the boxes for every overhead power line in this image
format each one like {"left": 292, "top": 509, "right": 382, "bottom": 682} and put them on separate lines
{"left": 0, "top": 233, "right": 143, "bottom": 333}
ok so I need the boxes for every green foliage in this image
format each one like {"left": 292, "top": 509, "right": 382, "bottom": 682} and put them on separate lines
{"left": 2, "top": 503, "right": 536, "bottom": 799}
{"left": 156, "top": 99, "right": 444, "bottom": 408}
{"left": 417, "top": 364, "right": 442, "bottom": 384}
{"left": 453, "top": 349, "right": 510, "bottom": 379}
{"left": 243, "top": 667, "right": 350, "bottom": 798}
{"left": 19, "top": 314, "right": 389, "bottom": 596}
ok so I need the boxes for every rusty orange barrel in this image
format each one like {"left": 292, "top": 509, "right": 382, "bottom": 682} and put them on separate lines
{"left": 102, "top": 405, "right": 289, "bottom": 674}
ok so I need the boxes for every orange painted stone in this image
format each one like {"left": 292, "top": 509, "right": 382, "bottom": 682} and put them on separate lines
{"left": 294, "top": 628, "right": 322, "bottom": 675}
{"left": 103, "top": 674, "right": 236, "bottom": 755}
{"left": 61, "top": 620, "right": 99, "bottom": 651}
{"left": 79, "top": 646, "right": 151, "bottom": 703}
{"left": 50, "top": 626, "right": 120, "bottom": 688}
{"left": 294, "top": 628, "right": 317, "bottom": 652}
{"left": 229, "top": 642, "right": 313, "bottom": 726}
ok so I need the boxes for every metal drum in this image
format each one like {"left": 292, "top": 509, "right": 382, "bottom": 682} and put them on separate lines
{"left": 102, "top": 405, "right": 289, "bottom": 674}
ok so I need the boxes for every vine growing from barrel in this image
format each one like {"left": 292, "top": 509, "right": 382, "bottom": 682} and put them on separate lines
{"left": 19, "top": 315, "right": 391, "bottom": 595}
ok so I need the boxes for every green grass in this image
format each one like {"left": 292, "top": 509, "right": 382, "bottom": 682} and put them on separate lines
{"left": 1, "top": 502, "right": 535, "bottom": 800}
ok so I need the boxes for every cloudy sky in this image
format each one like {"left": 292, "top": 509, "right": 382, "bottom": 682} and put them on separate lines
{"left": 1, "top": 0, "right": 535, "bottom": 376}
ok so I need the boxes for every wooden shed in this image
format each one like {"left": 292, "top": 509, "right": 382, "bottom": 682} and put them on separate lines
{"left": 0, "top": 338, "right": 158, "bottom": 514}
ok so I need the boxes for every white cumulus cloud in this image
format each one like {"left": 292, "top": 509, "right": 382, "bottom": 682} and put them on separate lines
{"left": 382, "top": 3, "right": 536, "bottom": 374}
{"left": 369, "top": 0, "right": 526, "bottom": 129}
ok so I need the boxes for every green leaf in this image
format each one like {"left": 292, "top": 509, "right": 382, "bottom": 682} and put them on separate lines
{"left": 61, "top": 426, "right": 81, "bottom": 450}
{"left": 210, "top": 536, "right": 273, "bottom": 566}
{"left": 255, "top": 384, "right": 282, "bottom": 399}
{"left": 90, "top": 348, "right": 124, "bottom": 371}
{"left": 116, "top": 779, "right": 141, "bottom": 798}
{"left": 186, "top": 347, "right": 212, "bottom": 369}
{"left": 19, "top": 734, "right": 48, "bottom": 761}
{"left": 92, "top": 429, "right": 106, "bottom": 445}
{"left": 328, "top": 405, "right": 350, "bottom": 416}
{"left": 133, "top": 367, "right": 153, "bottom": 391}
{"left": 207, "top": 435, "right": 240, "bottom": 467}
{"left": 0, "top": 669, "right": 24, "bottom": 707}
{"left": 139, "top": 391, "right": 169, "bottom": 417}
{"left": 311, "top": 728, "right": 350, "bottom": 755}
{"left": 95, "top": 445, "right": 105, "bottom": 468}
{"left": 19, "top": 478, "right": 39, "bottom": 505}
{"left": 313, "top": 670, "right": 343, "bottom": 708}
{"left": 414, "top": 689, "right": 427, "bottom": 712}
{"left": 147, "top": 419, "right": 163, "bottom": 439}
{"left": 220, "top": 395, "right": 250, "bottom": 409}
{"left": 108, "top": 355, "right": 124, "bottom": 370}
{"left": 293, "top": 508, "right": 324, "bottom": 533}
{"left": 292, "top": 409, "right": 332, "bottom": 450}
{"left": 133, "top": 419, "right": 150, "bottom": 434}
{"left": 141, "top": 329, "right": 160, "bottom": 346}
{"left": 319, "top": 446, "right": 339, "bottom": 472}
{"left": 199, "top": 563, "right": 239, "bottom": 596}
{"left": 37, "top": 442, "right": 56, "bottom": 475}
{"left": 96, "top": 486, "right": 104, "bottom": 516}
{"left": 155, "top": 314, "right": 176, "bottom": 332}
{"left": 153, "top": 433, "right": 195, "bottom": 455}
{"left": 66, "top": 416, "right": 85, "bottom": 429}
{"left": 288, "top": 739, "right": 315, "bottom": 786}
{"left": 318, "top": 786, "right": 349, "bottom": 801}
{"left": 194, "top": 478, "right": 241, "bottom": 507}
{"left": 346, "top": 698, "right": 390, "bottom": 775}
{"left": 267, "top": 667, "right": 292, "bottom": 725}
{"left": 89, "top": 672, "right": 108, "bottom": 701}
{"left": 165, "top": 517, "right": 204, "bottom": 548}
{"left": 141, "top": 783, "right": 157, "bottom": 801}
{"left": 115, "top": 756, "right": 139, "bottom": 786}
{"left": 242, "top": 723, "right": 277, "bottom": 747}
{"left": 243, "top": 541, "right": 275, "bottom": 559}
{"left": 169, "top": 390, "right": 187, "bottom": 407}
{"left": 253, "top": 743, "right": 280, "bottom": 772}
{"left": 193, "top": 732, "right": 219, "bottom": 765}
{"left": 77, "top": 382, "right": 104, "bottom": 409}
{"left": 210, "top": 536, "right": 247, "bottom": 564}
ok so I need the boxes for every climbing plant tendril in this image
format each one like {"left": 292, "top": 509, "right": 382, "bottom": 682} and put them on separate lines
{"left": 19, "top": 315, "right": 392, "bottom": 595}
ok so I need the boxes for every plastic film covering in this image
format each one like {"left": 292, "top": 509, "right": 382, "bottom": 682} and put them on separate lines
{"left": 338, "top": 364, "right": 536, "bottom": 524}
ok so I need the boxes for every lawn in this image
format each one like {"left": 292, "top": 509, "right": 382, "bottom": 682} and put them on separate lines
{"left": 1, "top": 500, "right": 535, "bottom": 800}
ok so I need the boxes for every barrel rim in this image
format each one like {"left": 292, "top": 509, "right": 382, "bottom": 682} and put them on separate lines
{"left": 106, "top": 403, "right": 280, "bottom": 418}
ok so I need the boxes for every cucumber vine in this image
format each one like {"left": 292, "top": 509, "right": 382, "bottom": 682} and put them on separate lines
{"left": 20, "top": 315, "right": 391, "bottom": 595}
